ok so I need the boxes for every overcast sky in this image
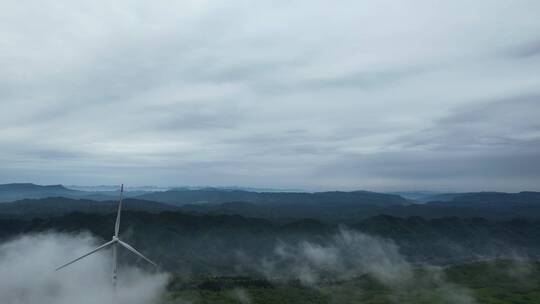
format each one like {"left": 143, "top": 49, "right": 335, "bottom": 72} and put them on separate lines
{"left": 1, "top": 0, "right": 539, "bottom": 191}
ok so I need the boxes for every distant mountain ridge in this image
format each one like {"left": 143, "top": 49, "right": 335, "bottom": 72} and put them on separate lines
{"left": 65, "top": 185, "right": 171, "bottom": 192}
{"left": 394, "top": 191, "right": 540, "bottom": 204}
{"left": 0, "top": 183, "right": 311, "bottom": 203}
{"left": 0, "top": 183, "right": 86, "bottom": 202}
{"left": 1, "top": 183, "right": 540, "bottom": 222}
{"left": 136, "top": 188, "right": 409, "bottom": 207}
{"left": 0, "top": 183, "right": 66, "bottom": 190}
{"left": 0, "top": 197, "right": 179, "bottom": 218}
{"left": 428, "top": 191, "right": 540, "bottom": 205}
{"left": 0, "top": 183, "right": 144, "bottom": 203}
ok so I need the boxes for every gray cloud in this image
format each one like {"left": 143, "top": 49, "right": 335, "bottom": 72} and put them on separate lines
{"left": 318, "top": 151, "right": 540, "bottom": 192}
{"left": 511, "top": 39, "right": 540, "bottom": 58}
{"left": 256, "top": 229, "right": 476, "bottom": 303}
{"left": 397, "top": 93, "right": 540, "bottom": 151}
{"left": 260, "top": 229, "right": 413, "bottom": 285}
{"left": 0, "top": 0, "right": 539, "bottom": 190}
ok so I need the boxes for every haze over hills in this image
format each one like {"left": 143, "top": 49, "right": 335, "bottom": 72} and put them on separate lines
{"left": 391, "top": 191, "right": 460, "bottom": 203}
{"left": 4, "top": 183, "right": 539, "bottom": 205}
{"left": 1, "top": 211, "right": 539, "bottom": 272}
{"left": 1, "top": 183, "right": 413, "bottom": 207}
{"left": 2, "top": 183, "right": 540, "bottom": 223}
{"left": 0, "top": 183, "right": 312, "bottom": 203}
{"left": 2, "top": 182, "right": 540, "bottom": 304}
{"left": 3, "top": 195, "right": 540, "bottom": 224}
{"left": 65, "top": 185, "right": 172, "bottom": 192}
{"left": 0, "top": 183, "right": 174, "bottom": 202}
{"left": 431, "top": 191, "right": 540, "bottom": 205}
{"left": 0, "top": 197, "right": 180, "bottom": 219}
{"left": 2, "top": 183, "right": 540, "bottom": 204}
{"left": 0, "top": 183, "right": 87, "bottom": 202}
{"left": 136, "top": 188, "right": 409, "bottom": 206}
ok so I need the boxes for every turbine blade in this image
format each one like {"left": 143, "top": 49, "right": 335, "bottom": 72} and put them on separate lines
{"left": 55, "top": 239, "right": 116, "bottom": 271}
{"left": 114, "top": 184, "right": 124, "bottom": 237}
{"left": 118, "top": 240, "right": 157, "bottom": 267}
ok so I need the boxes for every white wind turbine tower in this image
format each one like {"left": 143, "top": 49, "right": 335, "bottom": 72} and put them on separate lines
{"left": 56, "top": 184, "right": 157, "bottom": 290}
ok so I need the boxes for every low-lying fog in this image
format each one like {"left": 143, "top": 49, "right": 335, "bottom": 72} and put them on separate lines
{"left": 0, "top": 233, "right": 168, "bottom": 304}
{"left": 0, "top": 229, "right": 496, "bottom": 303}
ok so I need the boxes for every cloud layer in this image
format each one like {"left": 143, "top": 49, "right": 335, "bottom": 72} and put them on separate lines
{"left": 1, "top": 0, "right": 539, "bottom": 191}
{"left": 0, "top": 233, "right": 168, "bottom": 304}
{"left": 257, "top": 229, "right": 476, "bottom": 303}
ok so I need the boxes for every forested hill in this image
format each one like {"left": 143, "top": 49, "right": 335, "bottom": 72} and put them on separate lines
{"left": 1, "top": 211, "right": 539, "bottom": 273}
{"left": 2, "top": 195, "right": 540, "bottom": 223}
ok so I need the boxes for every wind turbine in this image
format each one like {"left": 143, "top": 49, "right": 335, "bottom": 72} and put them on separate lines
{"left": 56, "top": 184, "right": 157, "bottom": 289}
